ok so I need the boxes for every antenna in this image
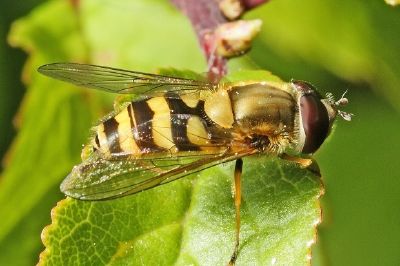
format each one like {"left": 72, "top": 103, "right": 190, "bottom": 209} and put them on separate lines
{"left": 325, "top": 90, "right": 354, "bottom": 121}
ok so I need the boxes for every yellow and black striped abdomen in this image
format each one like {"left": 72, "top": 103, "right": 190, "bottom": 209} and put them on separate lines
{"left": 93, "top": 94, "right": 228, "bottom": 157}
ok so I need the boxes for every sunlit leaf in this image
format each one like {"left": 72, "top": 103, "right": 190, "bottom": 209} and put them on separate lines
{"left": 0, "top": 2, "right": 92, "bottom": 264}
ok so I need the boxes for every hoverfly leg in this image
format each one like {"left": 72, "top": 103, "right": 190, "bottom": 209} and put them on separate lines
{"left": 228, "top": 158, "right": 243, "bottom": 266}
{"left": 279, "top": 153, "right": 312, "bottom": 168}
{"left": 279, "top": 153, "right": 321, "bottom": 176}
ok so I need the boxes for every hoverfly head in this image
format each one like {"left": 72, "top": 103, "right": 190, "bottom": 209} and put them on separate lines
{"left": 291, "top": 80, "right": 352, "bottom": 154}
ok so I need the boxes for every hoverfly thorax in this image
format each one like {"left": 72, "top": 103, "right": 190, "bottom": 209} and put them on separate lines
{"left": 291, "top": 80, "right": 351, "bottom": 154}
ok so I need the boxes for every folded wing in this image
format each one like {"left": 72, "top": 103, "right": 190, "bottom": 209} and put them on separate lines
{"left": 61, "top": 149, "right": 254, "bottom": 200}
{"left": 38, "top": 63, "right": 214, "bottom": 95}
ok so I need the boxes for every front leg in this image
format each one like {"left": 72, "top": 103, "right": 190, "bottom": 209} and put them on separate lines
{"left": 279, "top": 153, "right": 321, "bottom": 176}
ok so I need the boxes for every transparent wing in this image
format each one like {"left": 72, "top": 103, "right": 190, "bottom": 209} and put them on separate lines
{"left": 61, "top": 149, "right": 255, "bottom": 200}
{"left": 38, "top": 63, "right": 215, "bottom": 94}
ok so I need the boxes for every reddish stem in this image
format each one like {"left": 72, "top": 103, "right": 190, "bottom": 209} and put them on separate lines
{"left": 171, "top": 0, "right": 227, "bottom": 81}
{"left": 171, "top": 0, "right": 267, "bottom": 81}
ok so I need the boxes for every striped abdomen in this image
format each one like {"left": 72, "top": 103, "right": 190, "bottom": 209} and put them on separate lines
{"left": 93, "top": 94, "right": 226, "bottom": 156}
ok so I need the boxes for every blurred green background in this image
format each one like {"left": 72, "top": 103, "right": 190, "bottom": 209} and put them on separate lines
{"left": 0, "top": 0, "right": 399, "bottom": 265}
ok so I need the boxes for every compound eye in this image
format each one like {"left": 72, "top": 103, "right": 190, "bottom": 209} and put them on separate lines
{"left": 300, "top": 93, "right": 330, "bottom": 154}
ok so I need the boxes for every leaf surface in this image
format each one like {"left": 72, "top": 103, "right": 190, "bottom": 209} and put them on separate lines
{"left": 0, "top": 1, "right": 92, "bottom": 262}
{"left": 41, "top": 157, "right": 322, "bottom": 265}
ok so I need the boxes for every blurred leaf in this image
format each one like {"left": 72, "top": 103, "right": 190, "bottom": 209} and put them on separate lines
{"left": 0, "top": 183, "right": 61, "bottom": 266}
{"left": 384, "top": 0, "right": 400, "bottom": 6}
{"left": 0, "top": 0, "right": 204, "bottom": 264}
{"left": 79, "top": 0, "right": 205, "bottom": 71}
{"left": 0, "top": 12, "right": 25, "bottom": 167}
{"left": 0, "top": 1, "right": 95, "bottom": 264}
{"left": 40, "top": 155, "right": 322, "bottom": 265}
{"left": 313, "top": 89, "right": 400, "bottom": 266}
{"left": 224, "top": 69, "right": 282, "bottom": 83}
{"left": 247, "top": 0, "right": 400, "bottom": 112}
{"left": 0, "top": 0, "right": 46, "bottom": 164}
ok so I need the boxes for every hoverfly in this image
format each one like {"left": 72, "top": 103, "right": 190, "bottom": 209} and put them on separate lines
{"left": 38, "top": 63, "right": 351, "bottom": 264}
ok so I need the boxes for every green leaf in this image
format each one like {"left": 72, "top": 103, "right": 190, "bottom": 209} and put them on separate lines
{"left": 40, "top": 157, "right": 321, "bottom": 265}
{"left": 0, "top": 0, "right": 93, "bottom": 261}
{"left": 39, "top": 67, "right": 322, "bottom": 265}
{"left": 78, "top": 0, "right": 205, "bottom": 72}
